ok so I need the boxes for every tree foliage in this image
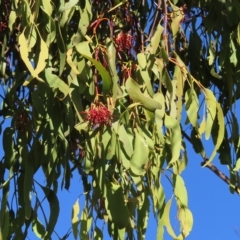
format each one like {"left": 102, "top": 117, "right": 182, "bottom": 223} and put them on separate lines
{"left": 0, "top": 0, "right": 240, "bottom": 239}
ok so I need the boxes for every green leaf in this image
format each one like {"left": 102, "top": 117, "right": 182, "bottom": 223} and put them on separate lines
{"left": 72, "top": 199, "right": 80, "bottom": 239}
{"left": 106, "top": 38, "right": 121, "bottom": 101}
{"left": 80, "top": 206, "right": 92, "bottom": 240}
{"left": 59, "top": 0, "right": 78, "bottom": 12}
{"left": 137, "top": 53, "right": 147, "bottom": 69}
{"left": 106, "top": 129, "right": 116, "bottom": 160}
{"left": 154, "top": 92, "right": 165, "bottom": 144}
{"left": 1, "top": 210, "right": 9, "bottom": 240}
{"left": 67, "top": 48, "right": 80, "bottom": 74}
{"left": 233, "top": 158, "right": 240, "bottom": 171}
{"left": 137, "top": 193, "right": 149, "bottom": 238}
{"left": 22, "top": 33, "right": 49, "bottom": 86}
{"left": 56, "top": 21, "right": 66, "bottom": 76}
{"left": 185, "top": 89, "right": 199, "bottom": 128}
{"left": 118, "top": 125, "right": 133, "bottom": 159}
{"left": 41, "top": 0, "right": 53, "bottom": 15}
{"left": 94, "top": 226, "right": 103, "bottom": 239}
{"left": 204, "top": 89, "right": 217, "bottom": 140}
{"left": 165, "top": 115, "right": 181, "bottom": 165}
{"left": 178, "top": 207, "right": 193, "bottom": 238}
{"left": 24, "top": 153, "right": 34, "bottom": 219}
{"left": 163, "top": 198, "right": 178, "bottom": 239}
{"left": 8, "top": 11, "right": 17, "bottom": 32}
{"left": 44, "top": 68, "right": 69, "bottom": 99}
{"left": 137, "top": 69, "right": 154, "bottom": 97}
{"left": 40, "top": 186, "right": 60, "bottom": 238}
{"left": 171, "top": 5, "right": 184, "bottom": 41}
{"left": 76, "top": 50, "right": 112, "bottom": 95}
{"left": 95, "top": 143, "right": 106, "bottom": 193}
{"left": 190, "top": 129, "right": 205, "bottom": 157}
{"left": 105, "top": 182, "right": 129, "bottom": 229}
{"left": 173, "top": 174, "right": 188, "bottom": 208}
{"left": 3, "top": 127, "right": 15, "bottom": 168}
{"left": 130, "top": 129, "right": 149, "bottom": 175}
{"left": 146, "top": 25, "right": 164, "bottom": 54}
{"left": 32, "top": 216, "right": 46, "bottom": 238}
{"left": 125, "top": 77, "right": 162, "bottom": 112}
{"left": 203, "top": 102, "right": 224, "bottom": 166}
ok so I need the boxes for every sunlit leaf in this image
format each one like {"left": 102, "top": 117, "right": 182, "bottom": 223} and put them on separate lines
{"left": 125, "top": 77, "right": 162, "bottom": 112}
{"left": 165, "top": 115, "right": 181, "bottom": 165}
{"left": 32, "top": 216, "right": 46, "bottom": 238}
{"left": 130, "top": 129, "right": 149, "bottom": 175}
{"left": 204, "top": 89, "right": 217, "bottom": 140}
{"left": 203, "top": 102, "right": 224, "bottom": 166}
{"left": 72, "top": 199, "right": 80, "bottom": 239}
{"left": 178, "top": 207, "right": 193, "bottom": 238}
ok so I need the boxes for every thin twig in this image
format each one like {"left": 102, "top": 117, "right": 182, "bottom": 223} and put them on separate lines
{"left": 163, "top": 0, "right": 169, "bottom": 54}
{"left": 181, "top": 129, "right": 240, "bottom": 195}
{"left": 146, "top": 0, "right": 162, "bottom": 42}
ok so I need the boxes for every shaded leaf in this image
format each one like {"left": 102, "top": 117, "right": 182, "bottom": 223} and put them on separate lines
{"left": 105, "top": 182, "right": 129, "bottom": 229}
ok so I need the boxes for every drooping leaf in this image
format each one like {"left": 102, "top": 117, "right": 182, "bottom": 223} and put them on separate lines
{"left": 185, "top": 88, "right": 199, "bottom": 128}
{"left": 76, "top": 51, "right": 112, "bottom": 95}
{"left": 173, "top": 174, "right": 188, "bottom": 208}
{"left": 130, "top": 129, "right": 149, "bottom": 176}
{"left": 32, "top": 216, "right": 46, "bottom": 238}
{"left": 44, "top": 68, "right": 69, "bottom": 99}
{"left": 72, "top": 199, "right": 80, "bottom": 239}
{"left": 105, "top": 182, "right": 129, "bottom": 229}
{"left": 204, "top": 89, "right": 217, "bottom": 140}
{"left": 203, "top": 102, "right": 224, "bottom": 166}
{"left": 164, "top": 115, "right": 182, "bottom": 165}
{"left": 125, "top": 77, "right": 162, "bottom": 112}
{"left": 40, "top": 186, "right": 60, "bottom": 238}
{"left": 178, "top": 207, "right": 193, "bottom": 238}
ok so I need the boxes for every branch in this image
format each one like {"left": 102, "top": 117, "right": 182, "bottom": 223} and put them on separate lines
{"left": 146, "top": 0, "right": 162, "bottom": 42}
{"left": 181, "top": 129, "right": 240, "bottom": 195}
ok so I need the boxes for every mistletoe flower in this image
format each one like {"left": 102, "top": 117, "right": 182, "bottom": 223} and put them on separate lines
{"left": 82, "top": 103, "right": 113, "bottom": 127}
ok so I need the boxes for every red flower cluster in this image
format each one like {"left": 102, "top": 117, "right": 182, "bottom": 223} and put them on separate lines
{"left": 115, "top": 33, "right": 134, "bottom": 52}
{"left": 83, "top": 104, "right": 113, "bottom": 127}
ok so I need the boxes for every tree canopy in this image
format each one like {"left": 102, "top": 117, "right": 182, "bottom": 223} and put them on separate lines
{"left": 0, "top": 0, "right": 240, "bottom": 239}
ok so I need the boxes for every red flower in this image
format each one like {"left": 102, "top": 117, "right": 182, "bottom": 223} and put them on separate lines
{"left": 82, "top": 103, "right": 113, "bottom": 127}
{"left": 115, "top": 33, "right": 134, "bottom": 52}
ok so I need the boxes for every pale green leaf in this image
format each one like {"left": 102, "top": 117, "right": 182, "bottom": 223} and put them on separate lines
{"left": 146, "top": 25, "right": 164, "bottom": 54}
{"left": 233, "top": 158, "right": 240, "bottom": 171}
{"left": 130, "top": 129, "right": 149, "bottom": 175}
{"left": 204, "top": 89, "right": 217, "bottom": 140}
{"left": 72, "top": 199, "right": 80, "bottom": 239}
{"left": 125, "top": 77, "right": 162, "bottom": 112}
{"left": 173, "top": 174, "right": 188, "bottom": 207}
{"left": 163, "top": 199, "right": 177, "bottom": 239}
{"left": 203, "top": 102, "right": 224, "bottom": 166}
{"left": 185, "top": 89, "right": 199, "bottom": 128}
{"left": 178, "top": 207, "right": 193, "bottom": 238}
{"left": 59, "top": 0, "right": 78, "bottom": 12}
{"left": 165, "top": 115, "right": 181, "bottom": 165}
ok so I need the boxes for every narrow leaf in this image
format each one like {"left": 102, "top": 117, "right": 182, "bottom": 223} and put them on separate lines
{"left": 72, "top": 199, "right": 80, "bottom": 239}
